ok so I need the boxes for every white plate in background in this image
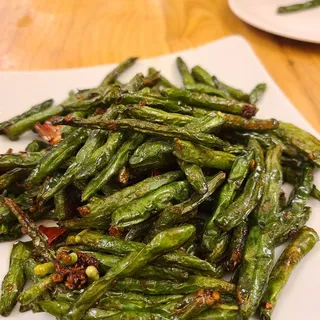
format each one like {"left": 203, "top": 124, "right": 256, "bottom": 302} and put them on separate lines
{"left": 0, "top": 35, "right": 319, "bottom": 319}
{"left": 229, "top": 0, "right": 320, "bottom": 43}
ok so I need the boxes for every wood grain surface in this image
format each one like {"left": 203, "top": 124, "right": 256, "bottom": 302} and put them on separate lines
{"left": 0, "top": 0, "right": 319, "bottom": 131}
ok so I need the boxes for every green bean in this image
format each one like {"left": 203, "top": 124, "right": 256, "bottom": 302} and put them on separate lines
{"left": 278, "top": 1, "right": 320, "bottom": 14}
{"left": 223, "top": 221, "right": 248, "bottom": 272}
{"left": 61, "top": 85, "right": 121, "bottom": 114}
{"left": 99, "top": 297, "right": 156, "bottom": 312}
{"left": 195, "top": 309, "right": 239, "bottom": 320}
{"left": 26, "top": 128, "right": 88, "bottom": 186}
{"left": 0, "top": 168, "right": 31, "bottom": 192}
{"left": 61, "top": 171, "right": 183, "bottom": 230}
{"left": 122, "top": 73, "right": 145, "bottom": 92}
{"left": 3, "top": 198, "right": 55, "bottom": 261}
{"left": 54, "top": 117, "right": 228, "bottom": 149}
{"left": 66, "top": 230, "right": 220, "bottom": 275}
{"left": 215, "top": 138, "right": 265, "bottom": 231}
{"left": 0, "top": 242, "right": 32, "bottom": 316}
{"left": 82, "top": 133, "right": 145, "bottom": 201}
{"left": 0, "top": 99, "right": 54, "bottom": 138}
{"left": 192, "top": 107, "right": 277, "bottom": 131}
{"left": 64, "top": 225, "right": 195, "bottom": 319}
{"left": 121, "top": 92, "right": 193, "bottom": 114}
{"left": 275, "top": 122, "right": 320, "bottom": 167}
{"left": 184, "top": 112, "right": 226, "bottom": 133}
{"left": 76, "top": 131, "right": 126, "bottom": 180}
{"left": 40, "top": 125, "right": 108, "bottom": 201}
{"left": 111, "top": 276, "right": 235, "bottom": 295}
{"left": 0, "top": 186, "right": 43, "bottom": 224}
{"left": 99, "top": 57, "right": 138, "bottom": 87}
{"left": 271, "top": 166, "right": 313, "bottom": 244}
{"left": 212, "top": 76, "right": 250, "bottom": 102}
{"left": 162, "top": 88, "right": 257, "bottom": 118}
{"left": 202, "top": 151, "right": 253, "bottom": 252}
{"left": 129, "top": 138, "right": 173, "bottom": 168}
{"left": 128, "top": 104, "right": 225, "bottom": 133}
{"left": 0, "top": 224, "right": 22, "bottom": 242}
{"left": 260, "top": 226, "right": 319, "bottom": 320}
{"left": 237, "top": 226, "right": 274, "bottom": 319}
{"left": 0, "top": 151, "right": 46, "bottom": 170}
{"left": 149, "top": 67, "right": 177, "bottom": 89}
{"left": 178, "top": 160, "right": 208, "bottom": 194}
{"left": 6, "top": 105, "right": 65, "bottom": 140}
{"left": 100, "top": 311, "right": 170, "bottom": 320}
{"left": 84, "top": 309, "right": 120, "bottom": 319}
{"left": 185, "top": 84, "right": 228, "bottom": 98}
{"left": 173, "top": 139, "right": 235, "bottom": 171}
{"left": 249, "top": 83, "right": 267, "bottom": 105}
{"left": 135, "top": 264, "right": 189, "bottom": 282}
{"left": 18, "top": 275, "right": 55, "bottom": 306}
{"left": 227, "top": 131, "right": 299, "bottom": 157}
{"left": 25, "top": 140, "right": 50, "bottom": 152}
{"left": 176, "top": 57, "right": 196, "bottom": 86}
{"left": 254, "top": 145, "right": 283, "bottom": 227}
{"left": 191, "top": 65, "right": 215, "bottom": 87}
{"left": 111, "top": 180, "right": 189, "bottom": 228}
{"left": 36, "top": 300, "right": 70, "bottom": 318}
{"left": 311, "top": 185, "right": 320, "bottom": 200}
{"left": 53, "top": 187, "right": 70, "bottom": 220}
{"left": 283, "top": 166, "right": 320, "bottom": 201}
{"left": 155, "top": 251, "right": 223, "bottom": 277}
{"left": 0, "top": 99, "right": 52, "bottom": 133}
{"left": 24, "top": 258, "right": 41, "bottom": 283}
{"left": 104, "top": 292, "right": 184, "bottom": 305}
{"left": 54, "top": 290, "right": 82, "bottom": 303}
{"left": 172, "top": 289, "right": 221, "bottom": 319}
{"left": 66, "top": 230, "right": 144, "bottom": 255}
{"left": 150, "top": 172, "right": 226, "bottom": 237}
{"left": 221, "top": 113, "right": 278, "bottom": 131}
{"left": 126, "top": 104, "right": 195, "bottom": 127}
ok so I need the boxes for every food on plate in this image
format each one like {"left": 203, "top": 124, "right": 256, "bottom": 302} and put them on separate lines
{"left": 0, "top": 57, "right": 319, "bottom": 319}
{"left": 278, "top": 0, "right": 320, "bottom": 14}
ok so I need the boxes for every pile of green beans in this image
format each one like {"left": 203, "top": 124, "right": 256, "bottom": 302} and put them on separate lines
{"left": 0, "top": 57, "right": 319, "bottom": 320}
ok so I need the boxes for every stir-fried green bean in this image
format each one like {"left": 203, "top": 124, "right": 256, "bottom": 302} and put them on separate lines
{"left": 0, "top": 56, "right": 318, "bottom": 320}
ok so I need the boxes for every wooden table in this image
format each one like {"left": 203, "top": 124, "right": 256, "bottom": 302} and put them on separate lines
{"left": 1, "top": 0, "right": 319, "bottom": 131}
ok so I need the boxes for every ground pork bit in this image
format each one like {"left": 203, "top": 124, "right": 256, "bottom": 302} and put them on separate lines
{"left": 52, "top": 252, "right": 99, "bottom": 290}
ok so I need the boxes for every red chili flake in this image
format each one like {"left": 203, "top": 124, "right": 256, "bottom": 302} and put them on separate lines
{"left": 64, "top": 114, "right": 73, "bottom": 122}
{"left": 174, "top": 138, "right": 183, "bottom": 152}
{"left": 242, "top": 104, "right": 257, "bottom": 118}
{"left": 78, "top": 206, "right": 90, "bottom": 216}
{"left": 249, "top": 159, "right": 256, "bottom": 171}
{"left": 108, "top": 120, "right": 118, "bottom": 132}
{"left": 21, "top": 227, "right": 28, "bottom": 234}
{"left": 284, "top": 211, "right": 292, "bottom": 221}
{"left": 29, "top": 207, "right": 37, "bottom": 213}
{"left": 39, "top": 225, "right": 68, "bottom": 246}
{"left": 94, "top": 108, "right": 106, "bottom": 115}
{"left": 35, "top": 121, "right": 62, "bottom": 145}
{"left": 109, "top": 225, "right": 123, "bottom": 237}
{"left": 139, "top": 100, "right": 147, "bottom": 106}
{"left": 6, "top": 148, "right": 13, "bottom": 154}
{"left": 265, "top": 302, "right": 273, "bottom": 310}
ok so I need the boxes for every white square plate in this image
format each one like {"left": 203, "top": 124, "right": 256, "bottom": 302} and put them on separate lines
{"left": 0, "top": 35, "right": 319, "bottom": 319}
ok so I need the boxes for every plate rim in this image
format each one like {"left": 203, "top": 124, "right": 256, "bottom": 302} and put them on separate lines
{"left": 228, "top": 0, "right": 320, "bottom": 44}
